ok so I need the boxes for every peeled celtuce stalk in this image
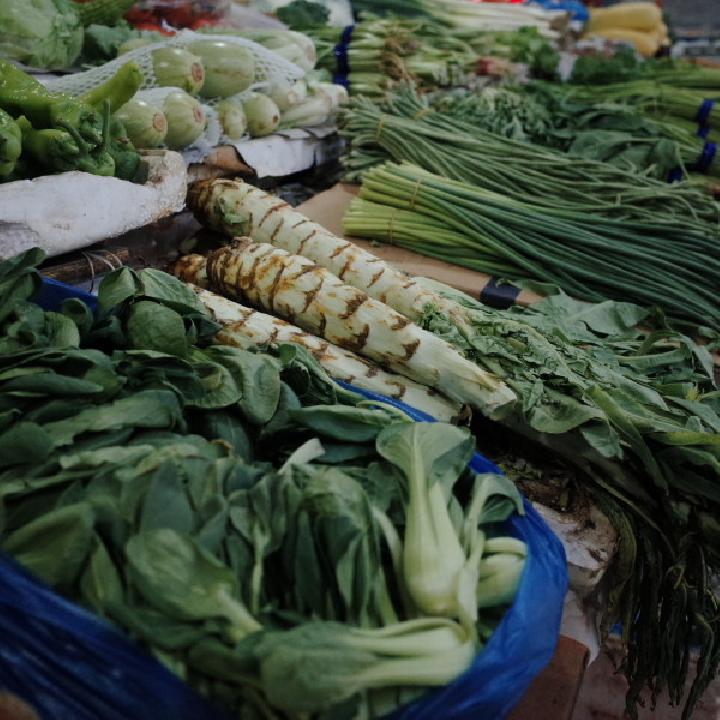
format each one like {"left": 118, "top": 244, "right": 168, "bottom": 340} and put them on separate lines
{"left": 174, "top": 242, "right": 513, "bottom": 413}
{"left": 173, "top": 269, "right": 461, "bottom": 421}
{"left": 187, "top": 179, "right": 472, "bottom": 333}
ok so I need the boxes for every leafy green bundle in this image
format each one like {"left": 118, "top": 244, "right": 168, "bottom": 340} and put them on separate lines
{"left": 415, "top": 280, "right": 720, "bottom": 720}
{"left": 0, "top": 250, "right": 526, "bottom": 719}
{"left": 340, "top": 86, "right": 720, "bottom": 226}
{"left": 346, "top": 162, "right": 720, "bottom": 332}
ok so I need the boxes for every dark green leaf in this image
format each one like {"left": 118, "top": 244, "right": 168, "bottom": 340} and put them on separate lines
{"left": 138, "top": 268, "right": 209, "bottom": 317}
{"left": 127, "top": 301, "right": 188, "bottom": 358}
{"left": 79, "top": 535, "right": 124, "bottom": 614}
{"left": 3, "top": 502, "right": 95, "bottom": 587}
{"left": 98, "top": 267, "right": 140, "bottom": 312}
{"left": 43, "top": 390, "right": 183, "bottom": 447}
{"left": 204, "top": 347, "right": 281, "bottom": 425}
{"left": 291, "top": 406, "right": 398, "bottom": 443}
{"left": 0, "top": 422, "right": 54, "bottom": 467}
{"left": 61, "top": 297, "right": 94, "bottom": 335}
{"left": 139, "top": 462, "right": 195, "bottom": 535}
{"left": 198, "top": 410, "right": 252, "bottom": 461}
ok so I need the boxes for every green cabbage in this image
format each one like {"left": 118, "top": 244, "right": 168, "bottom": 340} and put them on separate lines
{"left": 0, "top": 0, "right": 84, "bottom": 70}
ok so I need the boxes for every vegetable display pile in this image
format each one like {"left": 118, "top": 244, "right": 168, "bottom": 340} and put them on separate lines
{"left": 0, "top": 59, "right": 144, "bottom": 183}
{"left": 189, "top": 178, "right": 720, "bottom": 720}
{"left": 61, "top": 28, "right": 348, "bottom": 146}
{"left": 350, "top": 0, "right": 561, "bottom": 37}
{"left": 0, "top": 248, "right": 527, "bottom": 720}
{"left": 429, "top": 82, "right": 716, "bottom": 183}
{"left": 341, "top": 87, "right": 719, "bottom": 225}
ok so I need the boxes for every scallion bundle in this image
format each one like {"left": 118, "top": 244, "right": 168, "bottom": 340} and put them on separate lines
{"left": 340, "top": 87, "right": 720, "bottom": 226}
{"left": 345, "top": 162, "right": 720, "bottom": 331}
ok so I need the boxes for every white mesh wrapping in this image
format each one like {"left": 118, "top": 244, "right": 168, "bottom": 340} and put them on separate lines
{"left": 45, "top": 30, "right": 304, "bottom": 97}
{"left": 135, "top": 87, "right": 223, "bottom": 153}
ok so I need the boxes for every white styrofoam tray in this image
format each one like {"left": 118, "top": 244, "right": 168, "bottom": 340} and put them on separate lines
{"left": 0, "top": 151, "right": 187, "bottom": 260}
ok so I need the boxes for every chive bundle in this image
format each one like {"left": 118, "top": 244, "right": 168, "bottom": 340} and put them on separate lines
{"left": 345, "top": 163, "right": 720, "bottom": 331}
{"left": 341, "top": 87, "right": 720, "bottom": 226}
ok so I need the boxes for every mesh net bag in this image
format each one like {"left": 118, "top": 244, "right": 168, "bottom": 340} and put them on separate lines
{"left": 45, "top": 30, "right": 305, "bottom": 97}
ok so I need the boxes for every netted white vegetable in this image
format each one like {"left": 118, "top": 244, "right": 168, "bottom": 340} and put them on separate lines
{"left": 45, "top": 31, "right": 303, "bottom": 99}
{"left": 310, "top": 82, "right": 348, "bottom": 109}
{"left": 269, "top": 44, "right": 314, "bottom": 74}
{"left": 279, "top": 96, "right": 332, "bottom": 129}
{"left": 189, "top": 39, "right": 256, "bottom": 98}
{"left": 217, "top": 99, "right": 247, "bottom": 141}
{"left": 115, "top": 98, "right": 167, "bottom": 148}
{"left": 239, "top": 29, "right": 317, "bottom": 71}
{"left": 161, "top": 90, "right": 207, "bottom": 150}
{"left": 175, "top": 241, "right": 513, "bottom": 412}
{"left": 243, "top": 93, "right": 280, "bottom": 137}
{"left": 152, "top": 47, "right": 205, "bottom": 95}
{"left": 267, "top": 79, "right": 304, "bottom": 111}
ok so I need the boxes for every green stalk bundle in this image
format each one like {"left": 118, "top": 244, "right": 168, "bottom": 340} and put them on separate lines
{"left": 341, "top": 86, "right": 720, "bottom": 226}
{"left": 345, "top": 163, "right": 720, "bottom": 331}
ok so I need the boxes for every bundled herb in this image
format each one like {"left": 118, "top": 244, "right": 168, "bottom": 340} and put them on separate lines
{"left": 306, "top": 18, "right": 476, "bottom": 98}
{"left": 345, "top": 162, "right": 720, "bottom": 332}
{"left": 0, "top": 249, "right": 527, "bottom": 719}
{"left": 340, "top": 85, "right": 720, "bottom": 225}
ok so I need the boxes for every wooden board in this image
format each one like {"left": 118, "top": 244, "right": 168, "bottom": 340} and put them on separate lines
{"left": 508, "top": 636, "right": 590, "bottom": 720}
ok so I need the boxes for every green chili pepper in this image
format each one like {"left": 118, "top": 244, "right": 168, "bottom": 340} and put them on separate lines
{"left": 108, "top": 117, "right": 145, "bottom": 183}
{"left": 16, "top": 116, "right": 81, "bottom": 172}
{"left": 0, "top": 60, "right": 103, "bottom": 146}
{"left": 0, "top": 109, "right": 22, "bottom": 178}
{"left": 80, "top": 62, "right": 144, "bottom": 114}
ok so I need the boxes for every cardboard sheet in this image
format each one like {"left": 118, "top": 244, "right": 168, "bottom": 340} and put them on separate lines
{"left": 188, "top": 127, "right": 342, "bottom": 182}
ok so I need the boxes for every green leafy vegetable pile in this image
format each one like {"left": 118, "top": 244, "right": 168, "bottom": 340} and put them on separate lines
{"left": 0, "top": 59, "right": 145, "bottom": 183}
{"left": 0, "top": 249, "right": 527, "bottom": 719}
{"left": 414, "top": 280, "right": 720, "bottom": 720}
{"left": 276, "top": 0, "right": 330, "bottom": 30}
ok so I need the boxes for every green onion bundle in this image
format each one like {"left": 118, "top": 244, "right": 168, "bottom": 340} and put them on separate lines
{"left": 306, "top": 19, "right": 475, "bottom": 99}
{"left": 341, "top": 87, "right": 720, "bottom": 225}
{"left": 565, "top": 80, "right": 720, "bottom": 128}
{"left": 345, "top": 162, "right": 720, "bottom": 331}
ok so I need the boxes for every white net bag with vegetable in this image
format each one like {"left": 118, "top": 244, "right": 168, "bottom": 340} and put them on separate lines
{"left": 45, "top": 30, "right": 304, "bottom": 98}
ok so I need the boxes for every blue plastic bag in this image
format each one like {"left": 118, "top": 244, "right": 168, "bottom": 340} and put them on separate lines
{"left": 530, "top": 0, "right": 589, "bottom": 23}
{"left": 0, "top": 279, "right": 567, "bottom": 720}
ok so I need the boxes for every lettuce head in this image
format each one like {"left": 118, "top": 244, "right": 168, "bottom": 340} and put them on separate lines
{"left": 0, "top": 0, "right": 83, "bottom": 70}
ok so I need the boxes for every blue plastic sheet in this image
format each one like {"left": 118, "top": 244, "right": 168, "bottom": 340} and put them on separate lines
{"left": 0, "top": 279, "right": 567, "bottom": 720}
{"left": 0, "top": 557, "right": 233, "bottom": 720}
{"left": 530, "top": 0, "right": 589, "bottom": 23}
